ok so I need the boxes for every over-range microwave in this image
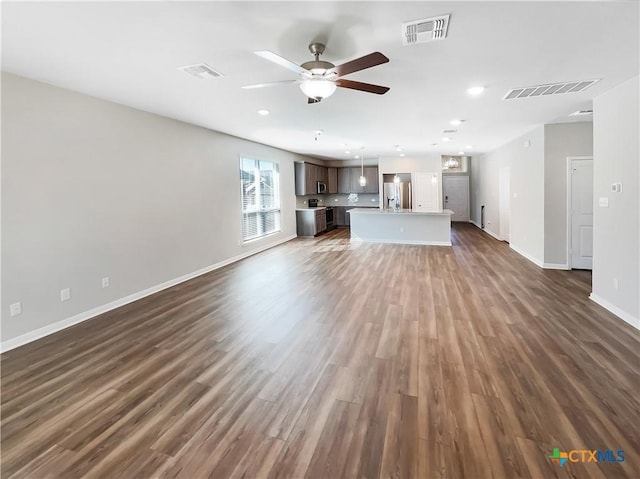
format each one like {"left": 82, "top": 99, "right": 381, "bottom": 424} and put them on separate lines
{"left": 317, "top": 181, "right": 327, "bottom": 194}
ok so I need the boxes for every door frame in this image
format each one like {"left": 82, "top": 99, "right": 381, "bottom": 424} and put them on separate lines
{"left": 499, "top": 166, "right": 510, "bottom": 242}
{"left": 566, "top": 156, "right": 593, "bottom": 269}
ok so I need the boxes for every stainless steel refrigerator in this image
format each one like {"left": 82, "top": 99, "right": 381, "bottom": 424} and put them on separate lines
{"left": 383, "top": 173, "right": 412, "bottom": 210}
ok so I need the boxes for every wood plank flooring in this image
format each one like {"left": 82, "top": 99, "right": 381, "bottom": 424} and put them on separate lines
{"left": 2, "top": 223, "right": 639, "bottom": 478}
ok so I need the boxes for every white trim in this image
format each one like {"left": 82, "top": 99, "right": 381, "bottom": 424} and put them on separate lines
{"left": 470, "top": 221, "right": 503, "bottom": 242}
{"left": 542, "top": 262, "right": 570, "bottom": 270}
{"left": 566, "top": 156, "right": 593, "bottom": 269}
{"left": 509, "top": 244, "right": 544, "bottom": 268}
{"left": 0, "top": 234, "right": 296, "bottom": 353}
{"left": 589, "top": 293, "right": 640, "bottom": 330}
{"left": 350, "top": 236, "right": 451, "bottom": 246}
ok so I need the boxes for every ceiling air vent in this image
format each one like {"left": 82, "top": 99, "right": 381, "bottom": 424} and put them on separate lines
{"left": 503, "top": 79, "right": 599, "bottom": 100}
{"left": 178, "top": 63, "right": 223, "bottom": 79}
{"left": 570, "top": 109, "right": 593, "bottom": 116}
{"left": 402, "top": 14, "right": 450, "bottom": 46}
{"left": 442, "top": 129, "right": 457, "bottom": 134}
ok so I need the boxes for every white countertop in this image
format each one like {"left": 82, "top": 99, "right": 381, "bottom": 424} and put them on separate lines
{"left": 348, "top": 208, "right": 454, "bottom": 216}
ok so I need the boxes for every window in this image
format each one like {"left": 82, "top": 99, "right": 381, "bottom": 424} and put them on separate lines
{"left": 240, "top": 158, "right": 281, "bottom": 242}
{"left": 441, "top": 155, "right": 469, "bottom": 173}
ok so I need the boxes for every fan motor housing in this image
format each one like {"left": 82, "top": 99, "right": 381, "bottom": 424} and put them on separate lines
{"left": 301, "top": 60, "right": 334, "bottom": 72}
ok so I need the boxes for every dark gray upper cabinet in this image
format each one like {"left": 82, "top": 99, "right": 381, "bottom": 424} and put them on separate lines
{"left": 295, "top": 162, "right": 329, "bottom": 195}
{"left": 338, "top": 167, "right": 351, "bottom": 194}
{"left": 298, "top": 164, "right": 378, "bottom": 195}
{"left": 364, "top": 166, "right": 379, "bottom": 193}
{"left": 327, "top": 167, "right": 338, "bottom": 194}
{"left": 348, "top": 166, "right": 379, "bottom": 193}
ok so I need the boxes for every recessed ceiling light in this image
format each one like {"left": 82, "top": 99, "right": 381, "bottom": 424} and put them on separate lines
{"left": 354, "top": 155, "right": 360, "bottom": 159}
{"left": 465, "top": 145, "right": 473, "bottom": 149}
{"left": 399, "top": 153, "right": 405, "bottom": 157}
{"left": 345, "top": 150, "right": 351, "bottom": 154}
{"left": 467, "top": 86, "right": 485, "bottom": 96}
{"left": 458, "top": 151, "right": 465, "bottom": 155}
{"left": 257, "top": 109, "right": 270, "bottom": 116}
{"left": 442, "top": 137, "right": 452, "bottom": 142}
{"left": 450, "top": 119, "right": 464, "bottom": 126}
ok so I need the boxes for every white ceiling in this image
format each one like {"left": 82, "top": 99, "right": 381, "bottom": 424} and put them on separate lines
{"left": 2, "top": 1, "right": 638, "bottom": 161}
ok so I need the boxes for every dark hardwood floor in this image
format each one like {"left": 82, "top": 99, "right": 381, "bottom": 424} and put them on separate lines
{"left": 2, "top": 223, "right": 639, "bottom": 478}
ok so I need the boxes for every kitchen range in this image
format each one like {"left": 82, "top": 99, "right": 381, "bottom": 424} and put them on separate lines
{"left": 295, "top": 198, "right": 334, "bottom": 237}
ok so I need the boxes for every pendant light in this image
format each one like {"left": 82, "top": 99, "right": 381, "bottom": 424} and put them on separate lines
{"left": 359, "top": 149, "right": 366, "bottom": 187}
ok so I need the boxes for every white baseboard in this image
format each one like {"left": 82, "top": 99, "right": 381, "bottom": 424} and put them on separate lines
{"left": 350, "top": 236, "right": 451, "bottom": 246}
{"left": 542, "top": 262, "right": 570, "bottom": 270}
{"left": 1, "top": 234, "right": 296, "bottom": 353}
{"left": 470, "top": 221, "right": 503, "bottom": 242}
{"left": 509, "top": 244, "right": 544, "bottom": 268}
{"left": 589, "top": 293, "right": 639, "bottom": 330}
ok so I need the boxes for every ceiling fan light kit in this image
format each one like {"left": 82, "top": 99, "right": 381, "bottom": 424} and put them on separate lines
{"left": 245, "top": 42, "right": 390, "bottom": 103}
{"left": 300, "top": 78, "right": 337, "bottom": 99}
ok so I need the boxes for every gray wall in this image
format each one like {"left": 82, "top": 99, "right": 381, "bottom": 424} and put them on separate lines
{"left": 2, "top": 73, "right": 311, "bottom": 344}
{"left": 472, "top": 126, "right": 545, "bottom": 264}
{"left": 543, "top": 122, "right": 593, "bottom": 266}
{"left": 592, "top": 75, "right": 639, "bottom": 327}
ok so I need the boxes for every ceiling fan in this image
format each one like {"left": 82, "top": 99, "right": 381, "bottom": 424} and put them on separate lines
{"left": 242, "top": 43, "right": 390, "bottom": 103}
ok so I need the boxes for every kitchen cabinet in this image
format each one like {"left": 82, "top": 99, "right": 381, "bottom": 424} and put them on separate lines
{"left": 348, "top": 166, "right": 379, "bottom": 194}
{"left": 338, "top": 168, "right": 351, "bottom": 194}
{"left": 327, "top": 167, "right": 338, "bottom": 194}
{"left": 296, "top": 209, "right": 327, "bottom": 236}
{"left": 295, "top": 162, "right": 329, "bottom": 195}
{"left": 364, "top": 166, "right": 379, "bottom": 193}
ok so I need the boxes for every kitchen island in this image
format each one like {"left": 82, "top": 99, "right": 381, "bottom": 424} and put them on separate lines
{"left": 348, "top": 208, "right": 453, "bottom": 246}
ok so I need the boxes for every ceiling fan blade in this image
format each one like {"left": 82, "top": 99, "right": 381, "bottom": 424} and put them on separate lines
{"left": 335, "top": 79, "right": 390, "bottom": 95}
{"left": 254, "top": 51, "right": 310, "bottom": 76}
{"left": 242, "top": 80, "right": 299, "bottom": 89}
{"left": 329, "top": 52, "right": 389, "bottom": 77}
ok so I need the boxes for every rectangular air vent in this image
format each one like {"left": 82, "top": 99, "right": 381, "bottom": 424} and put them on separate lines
{"left": 503, "top": 79, "right": 599, "bottom": 100}
{"left": 402, "top": 14, "right": 450, "bottom": 46}
{"left": 442, "top": 129, "right": 458, "bottom": 134}
{"left": 178, "top": 63, "right": 223, "bottom": 79}
{"left": 569, "top": 109, "right": 593, "bottom": 116}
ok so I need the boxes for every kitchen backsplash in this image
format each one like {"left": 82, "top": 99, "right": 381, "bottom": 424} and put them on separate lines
{"left": 296, "top": 194, "right": 380, "bottom": 208}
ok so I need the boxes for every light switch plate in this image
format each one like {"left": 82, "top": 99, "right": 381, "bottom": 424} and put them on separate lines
{"left": 599, "top": 197, "right": 609, "bottom": 207}
{"left": 60, "top": 288, "right": 71, "bottom": 302}
{"left": 10, "top": 302, "right": 22, "bottom": 317}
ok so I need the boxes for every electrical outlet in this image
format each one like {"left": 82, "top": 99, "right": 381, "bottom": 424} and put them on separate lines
{"left": 102, "top": 277, "right": 110, "bottom": 288}
{"left": 60, "top": 288, "right": 71, "bottom": 302}
{"left": 10, "top": 302, "right": 22, "bottom": 317}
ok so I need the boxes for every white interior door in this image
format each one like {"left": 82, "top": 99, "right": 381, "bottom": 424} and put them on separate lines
{"left": 413, "top": 172, "right": 440, "bottom": 212}
{"left": 499, "top": 167, "right": 511, "bottom": 242}
{"left": 443, "top": 176, "right": 469, "bottom": 221}
{"left": 570, "top": 159, "right": 593, "bottom": 269}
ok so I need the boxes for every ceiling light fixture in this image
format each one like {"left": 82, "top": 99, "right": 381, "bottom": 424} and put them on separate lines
{"left": 465, "top": 145, "right": 473, "bottom": 149}
{"left": 442, "top": 137, "right": 452, "bottom": 142}
{"left": 467, "top": 86, "right": 485, "bottom": 96}
{"left": 458, "top": 151, "right": 465, "bottom": 155}
{"left": 359, "top": 154, "right": 366, "bottom": 187}
{"left": 300, "top": 78, "right": 337, "bottom": 100}
{"left": 444, "top": 157, "right": 460, "bottom": 169}
{"left": 450, "top": 119, "right": 464, "bottom": 126}
{"left": 399, "top": 153, "right": 405, "bottom": 157}
{"left": 257, "top": 109, "right": 270, "bottom": 116}
{"left": 345, "top": 150, "right": 351, "bottom": 154}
